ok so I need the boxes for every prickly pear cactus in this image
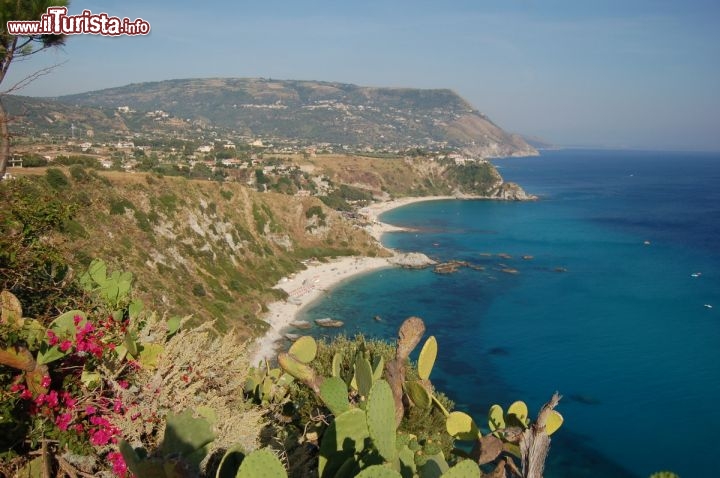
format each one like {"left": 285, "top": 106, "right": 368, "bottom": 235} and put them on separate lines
{"left": 278, "top": 352, "right": 321, "bottom": 393}
{"left": 159, "top": 409, "right": 215, "bottom": 469}
{"left": 288, "top": 336, "right": 317, "bottom": 364}
{"left": 355, "top": 353, "right": 374, "bottom": 399}
{"left": 235, "top": 449, "right": 288, "bottom": 478}
{"left": 648, "top": 472, "right": 680, "bottom": 478}
{"left": 371, "top": 355, "right": 384, "bottom": 381}
{"left": 354, "top": 465, "right": 403, "bottom": 478}
{"left": 404, "top": 380, "right": 431, "bottom": 409}
{"left": 442, "top": 459, "right": 481, "bottom": 477}
{"left": 417, "top": 336, "right": 437, "bottom": 381}
{"left": 320, "top": 376, "right": 351, "bottom": 415}
{"left": 488, "top": 404, "right": 505, "bottom": 437}
{"left": 446, "top": 411, "right": 479, "bottom": 441}
{"left": 366, "top": 380, "right": 397, "bottom": 462}
{"left": 506, "top": 401, "right": 529, "bottom": 428}
{"left": 319, "top": 408, "right": 370, "bottom": 478}
{"left": 332, "top": 351, "right": 343, "bottom": 378}
{"left": 544, "top": 409, "right": 564, "bottom": 436}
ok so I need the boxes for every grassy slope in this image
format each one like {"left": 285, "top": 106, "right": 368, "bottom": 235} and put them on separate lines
{"left": 10, "top": 168, "right": 383, "bottom": 339}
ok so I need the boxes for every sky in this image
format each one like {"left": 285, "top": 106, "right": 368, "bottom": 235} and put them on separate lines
{"left": 5, "top": 0, "right": 720, "bottom": 151}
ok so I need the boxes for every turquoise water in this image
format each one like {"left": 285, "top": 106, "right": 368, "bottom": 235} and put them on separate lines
{"left": 298, "top": 150, "right": 720, "bottom": 477}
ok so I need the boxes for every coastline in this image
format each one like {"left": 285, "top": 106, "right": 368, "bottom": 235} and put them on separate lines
{"left": 248, "top": 195, "right": 458, "bottom": 364}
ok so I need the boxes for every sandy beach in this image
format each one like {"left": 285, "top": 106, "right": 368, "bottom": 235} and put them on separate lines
{"left": 248, "top": 196, "right": 458, "bottom": 364}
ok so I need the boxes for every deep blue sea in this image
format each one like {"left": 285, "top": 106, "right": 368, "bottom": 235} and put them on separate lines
{"left": 297, "top": 149, "right": 720, "bottom": 477}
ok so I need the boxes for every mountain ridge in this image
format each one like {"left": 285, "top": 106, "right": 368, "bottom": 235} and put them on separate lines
{"left": 47, "top": 77, "right": 537, "bottom": 158}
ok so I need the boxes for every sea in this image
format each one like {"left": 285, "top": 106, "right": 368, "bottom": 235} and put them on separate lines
{"left": 296, "top": 149, "right": 720, "bottom": 478}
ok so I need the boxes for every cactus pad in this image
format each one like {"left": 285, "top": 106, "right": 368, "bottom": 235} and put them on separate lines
{"left": 159, "top": 409, "right": 215, "bottom": 468}
{"left": 417, "top": 336, "right": 437, "bottom": 380}
{"left": 319, "top": 408, "right": 370, "bottom": 477}
{"left": 332, "top": 352, "right": 343, "bottom": 378}
{"left": 320, "top": 376, "right": 351, "bottom": 415}
{"left": 545, "top": 409, "right": 563, "bottom": 436}
{"left": 355, "top": 354, "right": 374, "bottom": 399}
{"left": 371, "top": 355, "right": 384, "bottom": 381}
{"left": 488, "top": 404, "right": 505, "bottom": 436}
{"left": 442, "top": 459, "right": 481, "bottom": 477}
{"left": 278, "top": 352, "right": 319, "bottom": 390}
{"left": 446, "top": 411, "right": 479, "bottom": 441}
{"left": 355, "top": 465, "right": 403, "bottom": 478}
{"left": 404, "top": 380, "right": 431, "bottom": 409}
{"left": 235, "top": 449, "right": 288, "bottom": 478}
{"left": 366, "top": 380, "right": 397, "bottom": 462}
{"left": 506, "top": 400, "right": 529, "bottom": 428}
{"left": 288, "top": 336, "right": 317, "bottom": 363}
{"left": 648, "top": 472, "right": 680, "bottom": 478}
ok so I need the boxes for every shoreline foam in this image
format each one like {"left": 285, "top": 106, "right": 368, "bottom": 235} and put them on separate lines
{"left": 248, "top": 195, "right": 458, "bottom": 364}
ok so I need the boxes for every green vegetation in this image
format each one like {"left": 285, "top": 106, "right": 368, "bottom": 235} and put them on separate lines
{"left": 0, "top": 177, "right": 82, "bottom": 319}
{"left": 444, "top": 163, "right": 500, "bottom": 195}
{"left": 2, "top": 173, "right": 381, "bottom": 338}
{"left": 44, "top": 168, "right": 69, "bottom": 189}
{"left": 55, "top": 155, "right": 100, "bottom": 169}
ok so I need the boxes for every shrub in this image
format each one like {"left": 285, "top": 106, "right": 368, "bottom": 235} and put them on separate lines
{"left": 20, "top": 153, "right": 48, "bottom": 167}
{"left": 45, "top": 168, "right": 69, "bottom": 189}
{"left": 69, "top": 164, "right": 90, "bottom": 183}
{"left": 1, "top": 177, "right": 82, "bottom": 319}
{"left": 108, "top": 197, "right": 136, "bottom": 215}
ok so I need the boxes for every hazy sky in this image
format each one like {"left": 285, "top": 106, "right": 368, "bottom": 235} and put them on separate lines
{"left": 5, "top": 0, "right": 720, "bottom": 151}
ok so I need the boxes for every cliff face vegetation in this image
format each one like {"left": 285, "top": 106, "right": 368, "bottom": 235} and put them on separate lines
{"left": 302, "top": 154, "right": 533, "bottom": 200}
{"left": 1, "top": 169, "right": 383, "bottom": 337}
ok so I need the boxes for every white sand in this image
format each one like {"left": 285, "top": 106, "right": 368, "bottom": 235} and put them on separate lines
{"left": 248, "top": 196, "right": 460, "bottom": 364}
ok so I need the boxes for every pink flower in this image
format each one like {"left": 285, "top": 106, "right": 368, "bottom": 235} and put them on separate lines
{"left": 55, "top": 412, "right": 72, "bottom": 431}
{"left": 107, "top": 451, "right": 128, "bottom": 477}
{"left": 45, "top": 390, "right": 59, "bottom": 408}
{"left": 46, "top": 330, "right": 59, "bottom": 346}
{"left": 20, "top": 389, "right": 32, "bottom": 400}
{"left": 59, "top": 340, "right": 73, "bottom": 352}
{"left": 117, "top": 380, "right": 129, "bottom": 389}
{"left": 89, "top": 428, "right": 113, "bottom": 446}
{"left": 61, "top": 392, "right": 76, "bottom": 409}
{"left": 41, "top": 375, "right": 51, "bottom": 388}
{"left": 73, "top": 315, "right": 83, "bottom": 325}
{"left": 85, "top": 405, "right": 97, "bottom": 415}
{"left": 113, "top": 399, "right": 124, "bottom": 413}
{"left": 9, "top": 382, "right": 24, "bottom": 393}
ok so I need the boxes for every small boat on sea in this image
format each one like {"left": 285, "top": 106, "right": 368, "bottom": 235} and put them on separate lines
{"left": 290, "top": 320, "right": 312, "bottom": 329}
{"left": 285, "top": 333, "right": 301, "bottom": 341}
{"left": 287, "top": 297, "right": 302, "bottom": 305}
{"left": 315, "top": 318, "right": 344, "bottom": 328}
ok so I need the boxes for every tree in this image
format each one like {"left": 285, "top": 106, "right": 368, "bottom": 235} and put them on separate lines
{"left": 0, "top": 1, "right": 69, "bottom": 178}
